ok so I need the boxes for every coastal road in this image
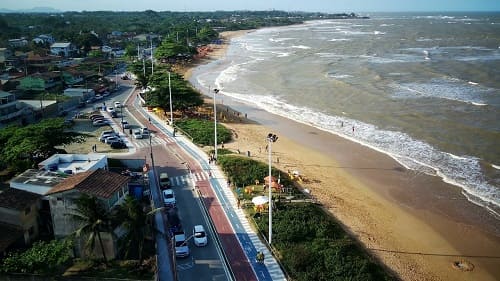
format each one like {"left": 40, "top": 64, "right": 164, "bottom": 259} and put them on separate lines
{"left": 116, "top": 90, "right": 257, "bottom": 280}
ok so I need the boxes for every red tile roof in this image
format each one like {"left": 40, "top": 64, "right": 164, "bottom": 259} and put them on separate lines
{"left": 47, "top": 169, "right": 129, "bottom": 199}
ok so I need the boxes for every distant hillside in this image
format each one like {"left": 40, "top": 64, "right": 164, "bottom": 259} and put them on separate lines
{"left": 0, "top": 6, "right": 62, "bottom": 13}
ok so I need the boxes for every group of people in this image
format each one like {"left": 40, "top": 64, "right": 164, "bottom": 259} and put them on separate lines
{"left": 256, "top": 250, "right": 265, "bottom": 264}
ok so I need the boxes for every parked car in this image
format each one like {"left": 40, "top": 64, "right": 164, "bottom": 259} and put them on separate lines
{"left": 193, "top": 225, "right": 208, "bottom": 247}
{"left": 91, "top": 116, "right": 105, "bottom": 121}
{"left": 133, "top": 130, "right": 143, "bottom": 139}
{"left": 163, "top": 189, "right": 176, "bottom": 207}
{"left": 92, "top": 120, "right": 107, "bottom": 126}
{"left": 121, "top": 120, "right": 130, "bottom": 129}
{"left": 104, "top": 136, "right": 120, "bottom": 144}
{"left": 95, "top": 94, "right": 103, "bottom": 101}
{"left": 111, "top": 111, "right": 118, "bottom": 118}
{"left": 141, "top": 127, "right": 150, "bottom": 137}
{"left": 77, "top": 102, "right": 85, "bottom": 108}
{"left": 114, "top": 101, "right": 122, "bottom": 108}
{"left": 110, "top": 140, "right": 127, "bottom": 149}
{"left": 174, "top": 231, "right": 190, "bottom": 258}
{"left": 99, "top": 132, "right": 116, "bottom": 142}
{"left": 106, "top": 106, "right": 115, "bottom": 113}
{"left": 89, "top": 113, "right": 103, "bottom": 120}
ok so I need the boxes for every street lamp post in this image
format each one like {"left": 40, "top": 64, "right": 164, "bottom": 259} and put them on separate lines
{"left": 267, "top": 133, "right": 278, "bottom": 245}
{"left": 168, "top": 72, "right": 173, "bottom": 126}
{"left": 213, "top": 88, "right": 220, "bottom": 160}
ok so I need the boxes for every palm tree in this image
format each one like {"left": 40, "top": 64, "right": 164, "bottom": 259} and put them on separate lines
{"left": 112, "top": 195, "right": 161, "bottom": 262}
{"left": 69, "top": 194, "right": 110, "bottom": 262}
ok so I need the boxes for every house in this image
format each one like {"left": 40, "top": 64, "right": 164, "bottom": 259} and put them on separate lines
{"left": 0, "top": 188, "right": 42, "bottom": 256}
{"left": 63, "top": 88, "right": 95, "bottom": 101}
{"left": 45, "top": 169, "right": 130, "bottom": 259}
{"left": 8, "top": 38, "right": 28, "bottom": 48}
{"left": 0, "top": 48, "right": 13, "bottom": 64}
{"left": 0, "top": 90, "right": 30, "bottom": 123}
{"left": 61, "top": 69, "right": 85, "bottom": 86}
{"left": 19, "top": 72, "right": 62, "bottom": 91}
{"left": 32, "top": 34, "right": 55, "bottom": 45}
{"left": 10, "top": 154, "right": 108, "bottom": 195}
{"left": 50, "top": 42, "right": 77, "bottom": 57}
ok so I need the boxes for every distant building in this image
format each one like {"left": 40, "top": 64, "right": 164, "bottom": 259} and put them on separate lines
{"left": 0, "top": 188, "right": 42, "bottom": 256}
{"left": 19, "top": 72, "right": 62, "bottom": 91}
{"left": 32, "top": 34, "right": 55, "bottom": 45}
{"left": 8, "top": 38, "right": 28, "bottom": 48}
{"left": 0, "top": 48, "right": 13, "bottom": 64}
{"left": 50, "top": 42, "right": 77, "bottom": 57}
{"left": 0, "top": 90, "right": 30, "bottom": 123}
{"left": 63, "top": 88, "right": 95, "bottom": 100}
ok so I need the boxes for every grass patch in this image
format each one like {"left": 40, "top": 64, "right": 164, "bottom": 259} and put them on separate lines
{"left": 175, "top": 119, "right": 232, "bottom": 146}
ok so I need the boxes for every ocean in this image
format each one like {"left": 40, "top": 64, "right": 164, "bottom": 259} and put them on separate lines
{"left": 191, "top": 12, "right": 500, "bottom": 218}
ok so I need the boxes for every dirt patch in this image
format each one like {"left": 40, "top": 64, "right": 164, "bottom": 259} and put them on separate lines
{"left": 59, "top": 119, "right": 127, "bottom": 154}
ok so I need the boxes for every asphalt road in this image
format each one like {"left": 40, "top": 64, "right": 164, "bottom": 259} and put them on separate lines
{"left": 113, "top": 86, "right": 231, "bottom": 281}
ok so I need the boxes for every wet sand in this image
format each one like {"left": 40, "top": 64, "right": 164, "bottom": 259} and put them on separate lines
{"left": 182, "top": 30, "right": 500, "bottom": 281}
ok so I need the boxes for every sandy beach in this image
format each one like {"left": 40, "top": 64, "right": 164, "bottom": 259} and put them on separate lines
{"left": 180, "top": 30, "right": 500, "bottom": 281}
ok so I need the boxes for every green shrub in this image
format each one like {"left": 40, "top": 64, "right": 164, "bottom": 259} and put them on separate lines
{"left": 175, "top": 119, "right": 231, "bottom": 146}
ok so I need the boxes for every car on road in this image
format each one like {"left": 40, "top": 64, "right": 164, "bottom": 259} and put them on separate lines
{"left": 193, "top": 225, "right": 208, "bottom": 247}
{"left": 141, "top": 127, "right": 150, "bottom": 137}
{"left": 107, "top": 107, "right": 115, "bottom": 113}
{"left": 163, "top": 189, "right": 176, "bottom": 207}
{"left": 174, "top": 231, "right": 190, "bottom": 258}
{"left": 159, "top": 173, "right": 170, "bottom": 189}
{"left": 111, "top": 111, "right": 118, "bottom": 118}
{"left": 133, "top": 130, "right": 143, "bottom": 139}
{"left": 114, "top": 101, "right": 122, "bottom": 108}
{"left": 121, "top": 120, "right": 130, "bottom": 129}
{"left": 110, "top": 140, "right": 127, "bottom": 149}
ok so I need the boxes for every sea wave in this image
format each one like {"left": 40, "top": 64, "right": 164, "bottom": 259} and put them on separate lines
{"left": 211, "top": 88, "right": 500, "bottom": 216}
{"left": 391, "top": 78, "right": 494, "bottom": 106}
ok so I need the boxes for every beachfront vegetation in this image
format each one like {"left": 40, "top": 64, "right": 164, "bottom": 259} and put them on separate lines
{"left": 217, "top": 154, "right": 394, "bottom": 281}
{"left": 175, "top": 119, "right": 231, "bottom": 146}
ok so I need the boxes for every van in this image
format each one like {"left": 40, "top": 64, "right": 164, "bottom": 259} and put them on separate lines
{"left": 159, "top": 173, "right": 170, "bottom": 189}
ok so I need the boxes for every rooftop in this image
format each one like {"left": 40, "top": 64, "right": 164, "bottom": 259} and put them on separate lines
{"left": 47, "top": 169, "right": 129, "bottom": 199}
{"left": 38, "top": 154, "right": 107, "bottom": 174}
{"left": 0, "top": 188, "right": 41, "bottom": 211}
{"left": 10, "top": 169, "right": 70, "bottom": 188}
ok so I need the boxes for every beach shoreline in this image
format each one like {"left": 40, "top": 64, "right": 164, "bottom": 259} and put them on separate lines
{"left": 180, "top": 30, "right": 500, "bottom": 281}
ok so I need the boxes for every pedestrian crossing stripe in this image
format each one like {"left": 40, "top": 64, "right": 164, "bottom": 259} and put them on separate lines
{"left": 133, "top": 137, "right": 170, "bottom": 148}
{"left": 169, "top": 172, "right": 210, "bottom": 186}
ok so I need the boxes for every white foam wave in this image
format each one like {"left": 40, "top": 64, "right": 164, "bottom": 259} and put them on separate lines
{"left": 269, "top": 37, "right": 295, "bottom": 42}
{"left": 392, "top": 78, "right": 492, "bottom": 105}
{"left": 215, "top": 89, "right": 500, "bottom": 215}
{"left": 329, "top": 38, "right": 351, "bottom": 42}
{"left": 290, "top": 45, "right": 311, "bottom": 49}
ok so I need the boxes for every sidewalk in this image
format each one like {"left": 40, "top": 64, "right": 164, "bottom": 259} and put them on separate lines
{"left": 135, "top": 100, "right": 286, "bottom": 281}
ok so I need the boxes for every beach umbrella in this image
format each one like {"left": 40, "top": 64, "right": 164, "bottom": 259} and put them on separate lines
{"left": 252, "top": 195, "right": 269, "bottom": 205}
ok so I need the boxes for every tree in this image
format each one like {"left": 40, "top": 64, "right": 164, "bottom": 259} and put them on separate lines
{"left": 69, "top": 194, "right": 110, "bottom": 262}
{"left": 111, "top": 196, "right": 160, "bottom": 262}
{"left": 0, "top": 118, "right": 85, "bottom": 172}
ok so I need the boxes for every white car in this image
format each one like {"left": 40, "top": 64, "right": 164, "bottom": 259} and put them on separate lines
{"left": 114, "top": 101, "right": 122, "bottom": 108}
{"left": 133, "top": 130, "right": 143, "bottom": 139}
{"left": 174, "top": 232, "right": 190, "bottom": 258}
{"left": 99, "top": 132, "right": 116, "bottom": 142}
{"left": 106, "top": 107, "right": 115, "bottom": 113}
{"left": 193, "top": 225, "right": 208, "bottom": 247}
{"left": 163, "top": 189, "right": 176, "bottom": 207}
{"left": 92, "top": 120, "right": 107, "bottom": 126}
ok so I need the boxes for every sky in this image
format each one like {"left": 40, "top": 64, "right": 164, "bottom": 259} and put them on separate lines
{"left": 0, "top": 0, "right": 499, "bottom": 13}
